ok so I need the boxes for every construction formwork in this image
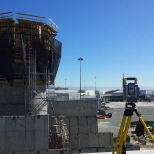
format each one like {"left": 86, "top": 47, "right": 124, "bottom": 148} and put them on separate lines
{"left": 0, "top": 12, "right": 61, "bottom": 84}
{"left": 0, "top": 12, "right": 62, "bottom": 115}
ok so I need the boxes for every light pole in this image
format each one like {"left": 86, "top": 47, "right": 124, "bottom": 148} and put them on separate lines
{"left": 65, "top": 78, "right": 66, "bottom": 88}
{"left": 95, "top": 77, "right": 97, "bottom": 91}
{"left": 83, "top": 80, "right": 85, "bottom": 91}
{"left": 78, "top": 57, "right": 83, "bottom": 101}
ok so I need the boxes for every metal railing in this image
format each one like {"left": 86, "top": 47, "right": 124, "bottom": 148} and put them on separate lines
{"left": 16, "top": 12, "right": 45, "bottom": 23}
{"left": 0, "top": 12, "right": 13, "bottom": 19}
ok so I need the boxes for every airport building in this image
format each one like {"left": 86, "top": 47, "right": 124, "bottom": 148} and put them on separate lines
{"left": 52, "top": 88, "right": 154, "bottom": 102}
{"left": 102, "top": 89, "right": 154, "bottom": 102}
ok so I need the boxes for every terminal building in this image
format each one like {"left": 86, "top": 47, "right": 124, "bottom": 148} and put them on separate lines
{"left": 102, "top": 89, "right": 154, "bottom": 102}
{"left": 52, "top": 88, "right": 154, "bottom": 102}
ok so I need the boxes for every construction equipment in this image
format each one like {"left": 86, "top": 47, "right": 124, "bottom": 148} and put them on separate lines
{"left": 112, "top": 77, "right": 154, "bottom": 154}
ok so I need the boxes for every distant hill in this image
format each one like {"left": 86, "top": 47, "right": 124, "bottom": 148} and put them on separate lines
{"left": 68, "top": 86, "right": 121, "bottom": 90}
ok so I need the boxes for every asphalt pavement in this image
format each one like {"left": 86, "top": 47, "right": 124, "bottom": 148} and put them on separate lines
{"left": 98, "top": 102, "right": 154, "bottom": 138}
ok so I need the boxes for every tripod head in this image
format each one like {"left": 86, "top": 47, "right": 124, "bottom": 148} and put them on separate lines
{"left": 123, "top": 77, "right": 140, "bottom": 103}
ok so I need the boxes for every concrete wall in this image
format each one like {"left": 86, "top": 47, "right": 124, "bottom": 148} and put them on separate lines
{"left": 0, "top": 83, "right": 25, "bottom": 115}
{"left": 48, "top": 100, "right": 97, "bottom": 117}
{"left": 59, "top": 116, "right": 107, "bottom": 149}
{"left": 0, "top": 83, "right": 48, "bottom": 116}
{"left": 48, "top": 100, "right": 114, "bottom": 152}
{"left": 62, "top": 116, "right": 98, "bottom": 135}
{"left": 69, "top": 132, "right": 113, "bottom": 149}
{"left": 0, "top": 83, "right": 25, "bottom": 104}
{"left": 0, "top": 115, "right": 49, "bottom": 152}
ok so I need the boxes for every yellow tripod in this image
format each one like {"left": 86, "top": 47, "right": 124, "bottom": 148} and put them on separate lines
{"left": 112, "top": 103, "right": 154, "bottom": 154}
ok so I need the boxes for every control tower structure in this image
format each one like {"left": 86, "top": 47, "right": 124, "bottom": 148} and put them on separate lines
{"left": 0, "top": 12, "right": 62, "bottom": 115}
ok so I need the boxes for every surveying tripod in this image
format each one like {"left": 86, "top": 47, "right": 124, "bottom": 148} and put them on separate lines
{"left": 112, "top": 102, "right": 154, "bottom": 154}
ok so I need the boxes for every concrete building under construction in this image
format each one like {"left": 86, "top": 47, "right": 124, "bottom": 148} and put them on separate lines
{"left": 0, "top": 12, "right": 62, "bottom": 115}
{"left": 0, "top": 12, "right": 114, "bottom": 154}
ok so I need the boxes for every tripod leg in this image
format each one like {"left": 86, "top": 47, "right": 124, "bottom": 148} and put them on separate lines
{"left": 123, "top": 116, "right": 132, "bottom": 144}
{"left": 139, "top": 116, "right": 154, "bottom": 143}
{"left": 117, "top": 116, "right": 132, "bottom": 154}
{"left": 112, "top": 115, "right": 126, "bottom": 154}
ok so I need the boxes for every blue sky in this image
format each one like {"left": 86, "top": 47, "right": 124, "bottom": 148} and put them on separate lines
{"left": 1, "top": 0, "right": 154, "bottom": 88}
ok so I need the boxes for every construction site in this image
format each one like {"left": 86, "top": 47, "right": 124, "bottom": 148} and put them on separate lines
{"left": 0, "top": 12, "right": 154, "bottom": 154}
{"left": 0, "top": 12, "right": 114, "bottom": 154}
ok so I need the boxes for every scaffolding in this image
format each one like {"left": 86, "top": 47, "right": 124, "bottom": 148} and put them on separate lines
{"left": 25, "top": 47, "right": 49, "bottom": 114}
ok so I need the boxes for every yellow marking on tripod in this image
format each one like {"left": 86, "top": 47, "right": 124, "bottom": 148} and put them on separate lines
{"left": 124, "top": 78, "right": 127, "bottom": 84}
{"left": 135, "top": 78, "right": 137, "bottom": 84}
{"left": 117, "top": 116, "right": 132, "bottom": 154}
{"left": 139, "top": 116, "right": 154, "bottom": 143}
{"left": 112, "top": 116, "right": 126, "bottom": 154}
{"left": 123, "top": 116, "right": 131, "bottom": 143}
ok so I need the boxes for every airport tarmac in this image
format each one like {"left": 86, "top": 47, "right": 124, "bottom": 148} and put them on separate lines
{"left": 98, "top": 101, "right": 154, "bottom": 135}
{"left": 98, "top": 101, "right": 154, "bottom": 149}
